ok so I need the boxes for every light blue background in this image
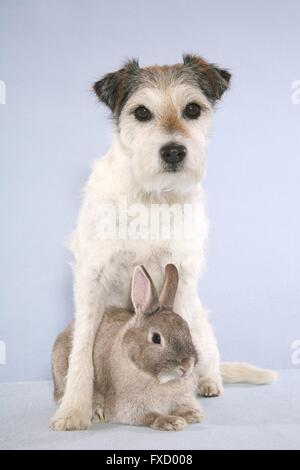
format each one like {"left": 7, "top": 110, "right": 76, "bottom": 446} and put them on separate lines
{"left": 0, "top": 0, "right": 299, "bottom": 382}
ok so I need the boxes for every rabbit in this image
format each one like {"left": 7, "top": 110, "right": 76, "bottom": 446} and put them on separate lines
{"left": 52, "top": 264, "right": 203, "bottom": 431}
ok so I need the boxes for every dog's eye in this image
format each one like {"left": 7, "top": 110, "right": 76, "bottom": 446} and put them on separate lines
{"left": 152, "top": 333, "right": 161, "bottom": 344}
{"left": 134, "top": 106, "right": 152, "bottom": 122}
{"left": 183, "top": 102, "right": 201, "bottom": 120}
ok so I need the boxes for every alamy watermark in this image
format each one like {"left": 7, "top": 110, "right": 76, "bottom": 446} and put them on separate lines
{"left": 0, "top": 340, "right": 6, "bottom": 365}
{"left": 291, "top": 339, "right": 300, "bottom": 366}
{"left": 95, "top": 197, "right": 203, "bottom": 242}
{"left": 0, "top": 80, "right": 6, "bottom": 104}
{"left": 291, "top": 80, "right": 300, "bottom": 104}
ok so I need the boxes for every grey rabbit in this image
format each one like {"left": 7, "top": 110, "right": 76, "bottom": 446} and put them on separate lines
{"left": 52, "top": 264, "right": 203, "bottom": 431}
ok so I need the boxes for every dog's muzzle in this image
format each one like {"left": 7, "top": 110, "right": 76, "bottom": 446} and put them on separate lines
{"left": 160, "top": 143, "right": 187, "bottom": 170}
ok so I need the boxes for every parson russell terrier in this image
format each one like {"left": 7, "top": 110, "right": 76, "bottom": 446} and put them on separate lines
{"left": 51, "top": 54, "right": 276, "bottom": 431}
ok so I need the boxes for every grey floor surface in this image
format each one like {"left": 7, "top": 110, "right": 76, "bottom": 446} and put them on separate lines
{"left": 0, "top": 370, "right": 299, "bottom": 450}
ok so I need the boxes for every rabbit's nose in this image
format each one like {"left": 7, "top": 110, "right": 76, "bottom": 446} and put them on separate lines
{"left": 181, "top": 357, "right": 192, "bottom": 368}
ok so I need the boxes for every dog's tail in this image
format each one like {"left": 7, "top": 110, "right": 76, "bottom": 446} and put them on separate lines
{"left": 220, "top": 362, "right": 278, "bottom": 385}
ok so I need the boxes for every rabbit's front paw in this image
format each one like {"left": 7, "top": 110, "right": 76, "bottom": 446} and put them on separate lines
{"left": 198, "top": 377, "right": 223, "bottom": 397}
{"left": 181, "top": 408, "right": 203, "bottom": 423}
{"left": 151, "top": 415, "right": 187, "bottom": 431}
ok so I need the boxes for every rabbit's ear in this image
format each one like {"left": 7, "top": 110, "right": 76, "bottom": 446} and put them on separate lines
{"left": 159, "top": 264, "right": 179, "bottom": 309}
{"left": 131, "top": 266, "right": 160, "bottom": 315}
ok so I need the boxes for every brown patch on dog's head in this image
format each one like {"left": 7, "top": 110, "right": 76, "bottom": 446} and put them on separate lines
{"left": 158, "top": 101, "right": 189, "bottom": 136}
{"left": 140, "top": 56, "right": 231, "bottom": 104}
{"left": 93, "top": 54, "right": 231, "bottom": 119}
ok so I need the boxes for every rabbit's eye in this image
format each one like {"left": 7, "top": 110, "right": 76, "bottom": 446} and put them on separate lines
{"left": 152, "top": 333, "right": 161, "bottom": 344}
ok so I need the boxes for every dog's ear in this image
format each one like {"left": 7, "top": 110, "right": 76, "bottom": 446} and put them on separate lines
{"left": 93, "top": 59, "right": 140, "bottom": 112}
{"left": 183, "top": 54, "right": 231, "bottom": 102}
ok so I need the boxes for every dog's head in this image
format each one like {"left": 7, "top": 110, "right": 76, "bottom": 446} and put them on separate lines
{"left": 94, "top": 54, "right": 231, "bottom": 193}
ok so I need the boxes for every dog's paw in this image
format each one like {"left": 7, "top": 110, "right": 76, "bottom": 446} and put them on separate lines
{"left": 92, "top": 405, "right": 105, "bottom": 423}
{"left": 151, "top": 415, "right": 187, "bottom": 432}
{"left": 50, "top": 407, "right": 92, "bottom": 431}
{"left": 198, "top": 377, "right": 223, "bottom": 397}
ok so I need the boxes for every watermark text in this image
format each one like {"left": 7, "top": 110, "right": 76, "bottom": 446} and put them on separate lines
{"left": 0, "top": 80, "right": 6, "bottom": 104}
{"left": 95, "top": 197, "right": 203, "bottom": 242}
{"left": 291, "top": 80, "right": 300, "bottom": 104}
{"left": 291, "top": 339, "right": 300, "bottom": 366}
{"left": 0, "top": 341, "right": 6, "bottom": 365}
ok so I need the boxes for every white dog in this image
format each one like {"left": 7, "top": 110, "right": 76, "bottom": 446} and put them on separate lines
{"left": 51, "top": 54, "right": 276, "bottom": 431}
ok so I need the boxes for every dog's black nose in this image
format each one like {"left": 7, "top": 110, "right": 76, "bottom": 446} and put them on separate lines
{"left": 160, "top": 143, "right": 187, "bottom": 165}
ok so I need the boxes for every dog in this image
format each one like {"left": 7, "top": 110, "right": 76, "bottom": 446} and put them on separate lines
{"left": 50, "top": 54, "right": 233, "bottom": 431}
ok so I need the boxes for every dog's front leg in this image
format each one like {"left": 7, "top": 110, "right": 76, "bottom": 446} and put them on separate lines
{"left": 173, "top": 284, "right": 223, "bottom": 398}
{"left": 50, "top": 265, "right": 104, "bottom": 431}
{"left": 193, "top": 314, "right": 223, "bottom": 397}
